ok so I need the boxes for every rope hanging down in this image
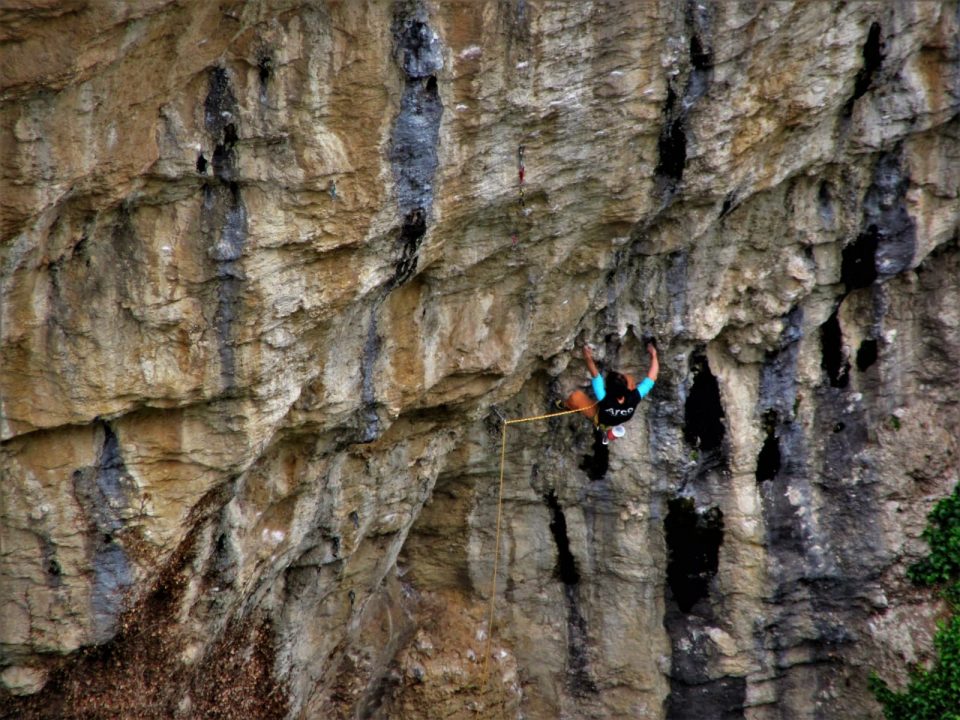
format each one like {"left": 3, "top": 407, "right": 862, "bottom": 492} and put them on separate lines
{"left": 480, "top": 401, "right": 597, "bottom": 690}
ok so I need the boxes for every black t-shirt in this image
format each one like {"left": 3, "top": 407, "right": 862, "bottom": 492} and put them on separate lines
{"left": 597, "top": 389, "right": 641, "bottom": 427}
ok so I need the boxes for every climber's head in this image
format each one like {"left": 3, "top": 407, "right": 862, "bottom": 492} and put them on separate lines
{"left": 605, "top": 371, "right": 630, "bottom": 401}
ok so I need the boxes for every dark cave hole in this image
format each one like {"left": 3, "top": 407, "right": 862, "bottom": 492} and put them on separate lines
{"left": 841, "top": 226, "right": 879, "bottom": 290}
{"left": 223, "top": 123, "right": 239, "bottom": 147}
{"left": 818, "top": 179, "right": 834, "bottom": 226}
{"left": 834, "top": 422, "right": 846, "bottom": 433}
{"left": 845, "top": 21, "right": 884, "bottom": 113}
{"left": 425, "top": 75, "right": 438, "bottom": 95}
{"left": 258, "top": 55, "right": 272, "bottom": 85}
{"left": 213, "top": 532, "right": 231, "bottom": 566}
{"left": 818, "top": 179, "right": 832, "bottom": 207}
{"left": 690, "top": 33, "right": 712, "bottom": 71}
{"left": 755, "top": 411, "right": 781, "bottom": 484}
{"left": 47, "top": 558, "right": 63, "bottom": 578}
{"left": 544, "top": 491, "right": 580, "bottom": 586}
{"left": 580, "top": 430, "right": 610, "bottom": 481}
{"left": 820, "top": 309, "right": 850, "bottom": 388}
{"left": 75, "top": 233, "right": 89, "bottom": 259}
{"left": 720, "top": 191, "right": 736, "bottom": 218}
{"left": 664, "top": 497, "right": 724, "bottom": 614}
{"left": 655, "top": 87, "right": 686, "bottom": 185}
{"left": 856, "top": 338, "right": 878, "bottom": 371}
{"left": 755, "top": 436, "right": 782, "bottom": 484}
{"left": 196, "top": 153, "right": 208, "bottom": 174}
{"left": 684, "top": 353, "right": 725, "bottom": 453}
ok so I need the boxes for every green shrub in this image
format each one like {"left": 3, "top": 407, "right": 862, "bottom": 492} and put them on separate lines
{"left": 908, "top": 486, "right": 960, "bottom": 595}
{"left": 870, "top": 485, "right": 960, "bottom": 720}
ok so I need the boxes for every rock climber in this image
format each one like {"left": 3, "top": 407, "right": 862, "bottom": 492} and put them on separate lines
{"left": 562, "top": 341, "right": 659, "bottom": 442}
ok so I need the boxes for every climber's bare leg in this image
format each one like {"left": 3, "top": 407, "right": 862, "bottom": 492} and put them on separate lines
{"left": 565, "top": 390, "right": 598, "bottom": 421}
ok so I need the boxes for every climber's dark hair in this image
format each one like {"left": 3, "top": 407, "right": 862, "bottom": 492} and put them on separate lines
{"left": 605, "top": 371, "right": 630, "bottom": 397}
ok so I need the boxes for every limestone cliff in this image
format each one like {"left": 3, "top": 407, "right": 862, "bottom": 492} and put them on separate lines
{"left": 2, "top": 1, "right": 959, "bottom": 718}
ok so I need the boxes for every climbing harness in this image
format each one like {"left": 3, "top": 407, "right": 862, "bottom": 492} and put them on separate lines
{"left": 480, "top": 401, "right": 597, "bottom": 692}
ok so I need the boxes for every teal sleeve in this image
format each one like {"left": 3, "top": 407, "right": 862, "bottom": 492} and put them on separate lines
{"left": 591, "top": 374, "right": 606, "bottom": 401}
{"left": 638, "top": 377, "right": 655, "bottom": 399}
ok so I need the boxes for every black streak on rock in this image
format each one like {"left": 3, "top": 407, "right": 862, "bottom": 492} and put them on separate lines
{"left": 39, "top": 536, "right": 63, "bottom": 588}
{"left": 843, "top": 21, "right": 884, "bottom": 116}
{"left": 665, "top": 675, "right": 746, "bottom": 720}
{"left": 388, "top": 10, "right": 443, "bottom": 288}
{"left": 754, "top": 309, "right": 812, "bottom": 594}
{"left": 201, "top": 67, "right": 247, "bottom": 391}
{"left": 359, "top": 306, "right": 383, "bottom": 443}
{"left": 864, "top": 148, "right": 916, "bottom": 279}
{"left": 757, "top": 310, "right": 810, "bottom": 563}
{"left": 543, "top": 491, "right": 597, "bottom": 696}
{"left": 211, "top": 191, "right": 247, "bottom": 390}
{"left": 665, "top": 251, "right": 689, "bottom": 333}
{"left": 204, "top": 67, "right": 240, "bottom": 185}
{"left": 204, "top": 67, "right": 238, "bottom": 139}
{"left": 656, "top": 86, "right": 687, "bottom": 188}
{"left": 73, "top": 424, "right": 135, "bottom": 642}
{"left": 655, "top": 1, "right": 713, "bottom": 195}
{"left": 545, "top": 491, "right": 579, "bottom": 585}
{"left": 389, "top": 207, "right": 426, "bottom": 289}
{"left": 842, "top": 147, "right": 915, "bottom": 291}
{"left": 350, "top": 7, "right": 443, "bottom": 441}
{"left": 257, "top": 52, "right": 273, "bottom": 104}
{"left": 664, "top": 497, "right": 723, "bottom": 614}
{"left": 663, "top": 498, "right": 741, "bottom": 718}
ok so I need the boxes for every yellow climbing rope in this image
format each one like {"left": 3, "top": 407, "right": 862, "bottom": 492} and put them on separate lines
{"left": 480, "top": 401, "right": 597, "bottom": 693}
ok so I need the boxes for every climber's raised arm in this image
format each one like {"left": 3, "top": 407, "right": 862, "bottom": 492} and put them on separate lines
{"left": 583, "top": 344, "right": 600, "bottom": 378}
{"left": 646, "top": 342, "right": 659, "bottom": 383}
{"left": 636, "top": 342, "right": 658, "bottom": 399}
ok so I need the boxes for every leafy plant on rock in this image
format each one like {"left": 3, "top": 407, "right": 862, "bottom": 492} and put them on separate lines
{"left": 869, "top": 485, "right": 960, "bottom": 720}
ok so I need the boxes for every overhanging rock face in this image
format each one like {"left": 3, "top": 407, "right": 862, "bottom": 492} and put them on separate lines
{"left": 2, "top": 2, "right": 959, "bottom": 718}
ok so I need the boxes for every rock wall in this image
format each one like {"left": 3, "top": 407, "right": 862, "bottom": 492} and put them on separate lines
{"left": 2, "top": 1, "right": 959, "bottom": 718}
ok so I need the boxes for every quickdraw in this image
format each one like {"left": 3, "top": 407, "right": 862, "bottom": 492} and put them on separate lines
{"left": 517, "top": 144, "right": 526, "bottom": 206}
{"left": 510, "top": 144, "right": 527, "bottom": 250}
